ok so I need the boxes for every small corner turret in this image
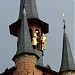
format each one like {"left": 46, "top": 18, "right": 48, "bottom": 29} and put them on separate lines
{"left": 59, "top": 15, "right": 75, "bottom": 75}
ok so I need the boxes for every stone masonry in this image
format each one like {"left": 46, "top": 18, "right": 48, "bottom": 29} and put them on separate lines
{"left": 13, "top": 54, "right": 43, "bottom": 75}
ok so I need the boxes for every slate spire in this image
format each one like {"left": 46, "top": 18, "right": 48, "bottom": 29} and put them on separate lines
{"left": 19, "top": 0, "right": 39, "bottom": 19}
{"left": 59, "top": 22, "right": 75, "bottom": 72}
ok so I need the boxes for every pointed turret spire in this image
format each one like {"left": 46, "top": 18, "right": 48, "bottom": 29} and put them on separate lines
{"left": 59, "top": 20, "right": 75, "bottom": 72}
{"left": 19, "top": 0, "right": 39, "bottom": 19}
{"left": 15, "top": 8, "right": 34, "bottom": 55}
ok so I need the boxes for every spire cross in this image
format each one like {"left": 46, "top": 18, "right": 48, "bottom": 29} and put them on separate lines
{"left": 62, "top": 13, "right": 66, "bottom": 30}
{"left": 63, "top": 19, "right": 66, "bottom": 30}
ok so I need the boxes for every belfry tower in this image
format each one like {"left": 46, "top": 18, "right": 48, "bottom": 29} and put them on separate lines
{"left": 9, "top": 0, "right": 49, "bottom": 75}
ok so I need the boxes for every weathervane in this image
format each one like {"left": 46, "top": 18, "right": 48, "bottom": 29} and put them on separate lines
{"left": 62, "top": 13, "right": 66, "bottom": 30}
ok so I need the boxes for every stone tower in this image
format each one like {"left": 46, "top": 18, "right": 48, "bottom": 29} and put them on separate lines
{"left": 59, "top": 21, "right": 75, "bottom": 75}
{"left": 9, "top": 0, "right": 49, "bottom": 75}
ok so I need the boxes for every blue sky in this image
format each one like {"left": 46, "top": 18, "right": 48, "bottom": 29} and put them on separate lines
{"left": 0, "top": 0, "right": 74, "bottom": 73}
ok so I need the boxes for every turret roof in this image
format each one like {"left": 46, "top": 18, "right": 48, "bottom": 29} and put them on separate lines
{"left": 59, "top": 25, "right": 75, "bottom": 72}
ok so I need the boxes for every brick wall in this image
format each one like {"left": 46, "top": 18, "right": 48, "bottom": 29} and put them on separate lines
{"left": 13, "top": 54, "right": 43, "bottom": 75}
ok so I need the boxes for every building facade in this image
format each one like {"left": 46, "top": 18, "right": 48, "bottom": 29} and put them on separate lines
{"left": 0, "top": 0, "right": 75, "bottom": 75}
